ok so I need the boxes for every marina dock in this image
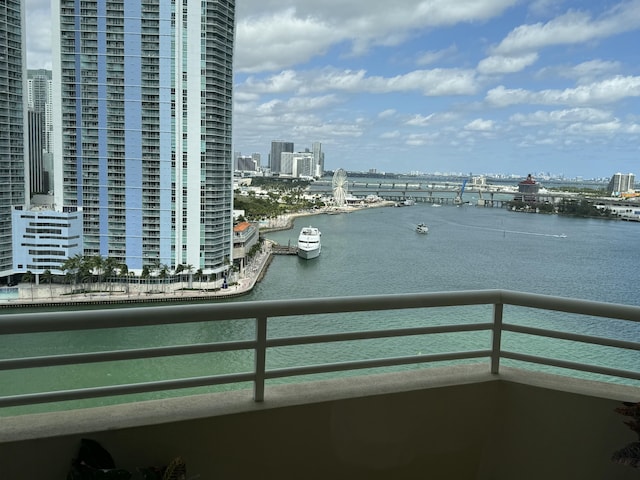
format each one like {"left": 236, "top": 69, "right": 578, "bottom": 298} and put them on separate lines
{"left": 271, "top": 245, "right": 299, "bottom": 255}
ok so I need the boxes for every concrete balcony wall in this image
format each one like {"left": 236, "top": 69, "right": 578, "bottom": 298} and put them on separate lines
{"left": 1, "top": 365, "right": 638, "bottom": 479}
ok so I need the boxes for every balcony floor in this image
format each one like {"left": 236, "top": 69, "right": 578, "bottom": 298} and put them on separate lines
{"left": 1, "top": 364, "right": 639, "bottom": 479}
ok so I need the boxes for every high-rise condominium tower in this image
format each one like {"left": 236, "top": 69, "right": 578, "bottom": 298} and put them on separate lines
{"left": 52, "top": 1, "right": 235, "bottom": 274}
{"left": 607, "top": 172, "right": 635, "bottom": 196}
{"left": 0, "top": 1, "right": 28, "bottom": 275}
{"left": 27, "top": 69, "right": 53, "bottom": 154}
{"left": 269, "top": 141, "right": 294, "bottom": 174}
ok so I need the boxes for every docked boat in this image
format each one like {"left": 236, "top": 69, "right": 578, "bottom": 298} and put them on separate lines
{"left": 297, "top": 226, "right": 322, "bottom": 259}
{"left": 416, "top": 223, "right": 429, "bottom": 234}
{"left": 395, "top": 198, "right": 415, "bottom": 207}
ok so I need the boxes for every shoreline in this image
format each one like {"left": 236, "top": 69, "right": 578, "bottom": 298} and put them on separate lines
{"left": 1, "top": 201, "right": 394, "bottom": 310}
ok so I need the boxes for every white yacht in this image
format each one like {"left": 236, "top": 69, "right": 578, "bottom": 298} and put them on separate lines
{"left": 297, "top": 226, "right": 322, "bottom": 259}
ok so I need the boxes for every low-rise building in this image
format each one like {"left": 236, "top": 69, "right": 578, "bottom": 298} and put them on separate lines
{"left": 232, "top": 221, "right": 259, "bottom": 269}
{"left": 11, "top": 205, "right": 84, "bottom": 278}
{"left": 515, "top": 173, "right": 540, "bottom": 202}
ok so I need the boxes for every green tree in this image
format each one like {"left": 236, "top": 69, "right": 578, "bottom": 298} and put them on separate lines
{"left": 119, "top": 263, "right": 129, "bottom": 277}
{"left": 103, "top": 257, "right": 119, "bottom": 280}
{"left": 42, "top": 269, "right": 54, "bottom": 299}
{"left": 88, "top": 255, "right": 104, "bottom": 290}
{"left": 196, "top": 268, "right": 204, "bottom": 290}
{"left": 158, "top": 264, "right": 170, "bottom": 292}
{"left": 61, "top": 254, "right": 83, "bottom": 291}
{"left": 22, "top": 271, "right": 34, "bottom": 301}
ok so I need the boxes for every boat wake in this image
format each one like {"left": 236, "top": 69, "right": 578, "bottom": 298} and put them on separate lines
{"left": 501, "top": 229, "right": 567, "bottom": 238}
{"left": 438, "top": 217, "right": 567, "bottom": 239}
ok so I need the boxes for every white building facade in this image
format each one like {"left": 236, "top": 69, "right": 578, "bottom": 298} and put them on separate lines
{"left": 0, "top": 0, "right": 29, "bottom": 278}
{"left": 12, "top": 206, "right": 83, "bottom": 276}
{"left": 52, "top": 0, "right": 236, "bottom": 275}
{"left": 608, "top": 173, "right": 635, "bottom": 196}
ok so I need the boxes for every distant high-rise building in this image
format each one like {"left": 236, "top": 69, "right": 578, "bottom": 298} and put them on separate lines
{"left": 280, "top": 152, "right": 294, "bottom": 175}
{"left": 237, "top": 156, "right": 257, "bottom": 171}
{"left": 293, "top": 152, "right": 315, "bottom": 178}
{"left": 312, "top": 142, "right": 324, "bottom": 177}
{"left": 607, "top": 173, "right": 635, "bottom": 196}
{"left": 28, "top": 110, "right": 46, "bottom": 194}
{"left": 0, "top": 1, "right": 28, "bottom": 276}
{"left": 269, "top": 141, "right": 294, "bottom": 174}
{"left": 251, "top": 153, "right": 261, "bottom": 169}
{"left": 52, "top": 0, "right": 236, "bottom": 275}
{"left": 27, "top": 69, "right": 53, "bottom": 154}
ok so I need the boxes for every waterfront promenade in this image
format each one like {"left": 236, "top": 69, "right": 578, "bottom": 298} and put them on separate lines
{"left": 1, "top": 244, "right": 273, "bottom": 308}
{"left": 1, "top": 202, "right": 393, "bottom": 309}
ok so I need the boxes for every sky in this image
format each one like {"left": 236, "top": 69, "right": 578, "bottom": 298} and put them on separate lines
{"left": 25, "top": 0, "right": 640, "bottom": 179}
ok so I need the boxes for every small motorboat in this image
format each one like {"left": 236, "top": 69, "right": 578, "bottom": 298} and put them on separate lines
{"left": 416, "top": 223, "right": 429, "bottom": 234}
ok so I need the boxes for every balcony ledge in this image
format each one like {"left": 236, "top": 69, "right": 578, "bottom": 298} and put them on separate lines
{"left": 2, "top": 363, "right": 637, "bottom": 445}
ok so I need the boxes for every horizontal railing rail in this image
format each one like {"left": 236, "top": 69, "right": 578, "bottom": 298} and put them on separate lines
{"left": 0, "top": 289, "right": 638, "bottom": 409}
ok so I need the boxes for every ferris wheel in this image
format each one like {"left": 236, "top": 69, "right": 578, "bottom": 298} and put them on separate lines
{"left": 332, "top": 168, "right": 348, "bottom": 206}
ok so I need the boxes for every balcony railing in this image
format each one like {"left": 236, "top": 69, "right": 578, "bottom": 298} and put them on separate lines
{"left": 0, "top": 289, "right": 638, "bottom": 410}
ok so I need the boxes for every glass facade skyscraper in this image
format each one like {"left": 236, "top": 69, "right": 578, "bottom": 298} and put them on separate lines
{"left": 0, "top": 1, "right": 28, "bottom": 276}
{"left": 269, "top": 141, "right": 294, "bottom": 175}
{"left": 52, "top": 0, "right": 235, "bottom": 275}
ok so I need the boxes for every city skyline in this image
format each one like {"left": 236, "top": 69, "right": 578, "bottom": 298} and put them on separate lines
{"left": 25, "top": 0, "right": 640, "bottom": 179}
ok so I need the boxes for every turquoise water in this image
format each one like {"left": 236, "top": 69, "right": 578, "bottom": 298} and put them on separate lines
{"left": 2, "top": 204, "right": 639, "bottom": 415}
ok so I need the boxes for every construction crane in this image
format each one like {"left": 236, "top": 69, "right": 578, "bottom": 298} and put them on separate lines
{"left": 454, "top": 179, "right": 468, "bottom": 205}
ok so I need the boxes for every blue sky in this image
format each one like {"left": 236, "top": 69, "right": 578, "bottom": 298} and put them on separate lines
{"left": 26, "top": 0, "right": 640, "bottom": 178}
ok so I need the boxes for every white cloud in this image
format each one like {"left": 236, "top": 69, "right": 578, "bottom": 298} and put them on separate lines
{"left": 235, "top": 8, "right": 341, "bottom": 73}
{"left": 405, "top": 132, "right": 440, "bottom": 146}
{"left": 243, "top": 70, "right": 304, "bottom": 94}
{"left": 491, "top": 2, "right": 640, "bottom": 56}
{"left": 560, "top": 60, "right": 622, "bottom": 84}
{"left": 477, "top": 53, "right": 539, "bottom": 74}
{"left": 484, "top": 86, "right": 532, "bottom": 107}
{"left": 510, "top": 108, "right": 614, "bottom": 125}
{"left": 528, "top": 0, "right": 567, "bottom": 18}
{"left": 25, "top": 0, "right": 53, "bottom": 69}
{"left": 236, "top": 0, "right": 519, "bottom": 72}
{"left": 364, "top": 69, "right": 479, "bottom": 96}
{"left": 406, "top": 114, "right": 435, "bottom": 127}
{"left": 465, "top": 118, "right": 495, "bottom": 131}
{"left": 378, "top": 109, "right": 397, "bottom": 119}
{"left": 238, "top": 67, "right": 479, "bottom": 97}
{"left": 416, "top": 45, "right": 459, "bottom": 66}
{"left": 380, "top": 130, "right": 401, "bottom": 139}
{"left": 486, "top": 76, "right": 640, "bottom": 107}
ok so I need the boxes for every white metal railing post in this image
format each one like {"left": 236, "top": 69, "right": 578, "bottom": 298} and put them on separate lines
{"left": 254, "top": 316, "right": 267, "bottom": 402}
{"left": 491, "top": 302, "right": 503, "bottom": 374}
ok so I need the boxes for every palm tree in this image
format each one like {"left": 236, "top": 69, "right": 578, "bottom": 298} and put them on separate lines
{"left": 175, "top": 264, "right": 185, "bottom": 291}
{"left": 88, "top": 255, "right": 104, "bottom": 292}
{"left": 141, "top": 266, "right": 150, "bottom": 293}
{"left": 158, "top": 264, "right": 170, "bottom": 292}
{"left": 196, "top": 268, "right": 203, "bottom": 290}
{"left": 185, "top": 264, "right": 194, "bottom": 289}
{"left": 62, "top": 254, "right": 88, "bottom": 293}
{"left": 119, "top": 263, "right": 129, "bottom": 277}
{"left": 22, "top": 271, "right": 34, "bottom": 301}
{"left": 42, "top": 269, "right": 54, "bottom": 299}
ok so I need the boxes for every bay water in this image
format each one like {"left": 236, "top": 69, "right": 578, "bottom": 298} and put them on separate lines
{"left": 2, "top": 203, "right": 639, "bottom": 415}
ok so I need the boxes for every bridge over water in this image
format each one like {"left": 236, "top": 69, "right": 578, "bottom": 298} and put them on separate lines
{"left": 309, "top": 180, "right": 579, "bottom": 207}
